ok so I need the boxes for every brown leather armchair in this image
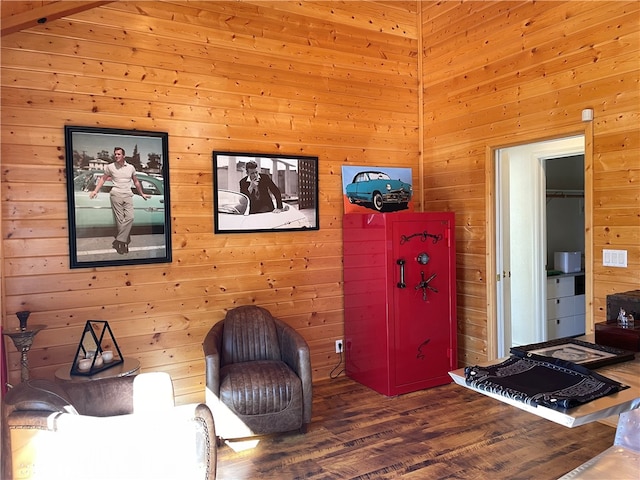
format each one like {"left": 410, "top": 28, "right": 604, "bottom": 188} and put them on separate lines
{"left": 203, "top": 305, "right": 312, "bottom": 442}
{"left": 3, "top": 372, "right": 216, "bottom": 480}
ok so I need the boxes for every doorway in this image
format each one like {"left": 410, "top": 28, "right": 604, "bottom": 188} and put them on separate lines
{"left": 494, "top": 135, "right": 585, "bottom": 357}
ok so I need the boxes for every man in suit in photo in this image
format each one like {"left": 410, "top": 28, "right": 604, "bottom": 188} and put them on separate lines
{"left": 239, "top": 161, "right": 284, "bottom": 214}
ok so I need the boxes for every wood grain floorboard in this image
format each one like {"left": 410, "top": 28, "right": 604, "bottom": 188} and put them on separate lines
{"left": 216, "top": 376, "right": 615, "bottom": 479}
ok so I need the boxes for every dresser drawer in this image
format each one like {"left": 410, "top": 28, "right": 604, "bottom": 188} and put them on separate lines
{"left": 574, "top": 294, "right": 586, "bottom": 314}
{"left": 547, "top": 276, "right": 575, "bottom": 298}
{"left": 547, "top": 314, "right": 585, "bottom": 339}
{"left": 547, "top": 295, "right": 578, "bottom": 319}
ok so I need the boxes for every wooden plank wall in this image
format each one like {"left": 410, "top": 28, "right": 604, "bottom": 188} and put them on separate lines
{"left": 2, "top": 1, "right": 638, "bottom": 405}
{"left": 420, "top": 1, "right": 640, "bottom": 365}
{"left": 0, "top": 1, "right": 420, "bottom": 404}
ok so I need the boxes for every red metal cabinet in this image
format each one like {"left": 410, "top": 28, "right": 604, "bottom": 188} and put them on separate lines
{"left": 343, "top": 212, "right": 457, "bottom": 396}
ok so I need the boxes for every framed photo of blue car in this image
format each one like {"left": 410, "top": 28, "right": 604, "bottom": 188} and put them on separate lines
{"left": 64, "top": 126, "right": 172, "bottom": 268}
{"left": 341, "top": 165, "right": 414, "bottom": 214}
{"left": 213, "top": 151, "right": 319, "bottom": 234}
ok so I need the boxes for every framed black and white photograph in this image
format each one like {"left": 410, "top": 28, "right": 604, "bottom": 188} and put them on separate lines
{"left": 64, "top": 126, "right": 171, "bottom": 268}
{"left": 213, "top": 151, "right": 319, "bottom": 234}
{"left": 510, "top": 338, "right": 635, "bottom": 370}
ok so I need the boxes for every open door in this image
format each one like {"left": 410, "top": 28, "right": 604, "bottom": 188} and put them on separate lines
{"left": 495, "top": 135, "right": 585, "bottom": 357}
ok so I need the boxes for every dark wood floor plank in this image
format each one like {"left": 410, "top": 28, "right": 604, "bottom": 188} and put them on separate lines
{"left": 217, "top": 377, "right": 615, "bottom": 479}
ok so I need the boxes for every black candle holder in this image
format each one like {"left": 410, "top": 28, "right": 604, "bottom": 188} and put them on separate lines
{"left": 70, "top": 320, "right": 123, "bottom": 376}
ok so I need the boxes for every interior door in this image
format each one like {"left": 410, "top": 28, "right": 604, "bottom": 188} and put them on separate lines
{"left": 392, "top": 217, "right": 453, "bottom": 387}
{"left": 496, "top": 147, "right": 547, "bottom": 352}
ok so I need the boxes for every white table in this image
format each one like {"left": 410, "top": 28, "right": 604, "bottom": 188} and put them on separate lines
{"left": 449, "top": 342, "right": 640, "bottom": 428}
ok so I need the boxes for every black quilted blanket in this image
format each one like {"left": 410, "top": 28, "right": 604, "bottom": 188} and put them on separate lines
{"left": 464, "top": 353, "right": 628, "bottom": 410}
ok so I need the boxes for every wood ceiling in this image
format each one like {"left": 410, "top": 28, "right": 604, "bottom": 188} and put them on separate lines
{"left": 1, "top": 1, "right": 110, "bottom": 37}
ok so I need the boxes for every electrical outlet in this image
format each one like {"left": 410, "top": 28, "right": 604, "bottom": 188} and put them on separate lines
{"left": 335, "top": 339, "right": 343, "bottom": 353}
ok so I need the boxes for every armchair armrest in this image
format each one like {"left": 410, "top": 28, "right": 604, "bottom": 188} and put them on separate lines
{"left": 274, "top": 317, "right": 313, "bottom": 425}
{"left": 4, "top": 379, "right": 78, "bottom": 415}
{"left": 203, "top": 321, "right": 224, "bottom": 403}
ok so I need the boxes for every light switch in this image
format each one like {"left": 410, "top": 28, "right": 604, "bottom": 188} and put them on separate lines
{"left": 603, "top": 249, "right": 627, "bottom": 268}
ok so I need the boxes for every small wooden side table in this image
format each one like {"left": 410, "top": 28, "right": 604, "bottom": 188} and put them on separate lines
{"left": 54, "top": 357, "right": 141, "bottom": 383}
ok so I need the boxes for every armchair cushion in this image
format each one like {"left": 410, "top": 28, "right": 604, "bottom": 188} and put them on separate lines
{"left": 220, "top": 360, "right": 302, "bottom": 416}
{"left": 64, "top": 375, "right": 137, "bottom": 416}
{"left": 222, "top": 305, "right": 281, "bottom": 363}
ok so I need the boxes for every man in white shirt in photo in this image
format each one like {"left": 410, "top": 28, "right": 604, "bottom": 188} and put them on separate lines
{"left": 90, "top": 147, "right": 151, "bottom": 254}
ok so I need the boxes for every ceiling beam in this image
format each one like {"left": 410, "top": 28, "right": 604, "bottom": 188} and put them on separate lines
{"left": 1, "top": 1, "right": 111, "bottom": 37}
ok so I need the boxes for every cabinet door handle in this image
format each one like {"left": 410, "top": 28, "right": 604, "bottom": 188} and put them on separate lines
{"left": 397, "top": 259, "right": 406, "bottom": 288}
{"left": 556, "top": 299, "right": 560, "bottom": 304}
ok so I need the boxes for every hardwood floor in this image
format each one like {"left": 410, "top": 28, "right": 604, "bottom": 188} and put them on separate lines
{"left": 216, "top": 376, "right": 615, "bottom": 479}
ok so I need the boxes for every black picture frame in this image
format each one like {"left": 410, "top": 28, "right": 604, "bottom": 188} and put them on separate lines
{"left": 510, "top": 337, "right": 635, "bottom": 370}
{"left": 213, "top": 151, "right": 319, "bottom": 233}
{"left": 64, "top": 126, "right": 172, "bottom": 268}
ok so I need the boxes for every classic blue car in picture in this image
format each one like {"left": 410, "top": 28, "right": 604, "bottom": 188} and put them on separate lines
{"left": 345, "top": 170, "right": 412, "bottom": 212}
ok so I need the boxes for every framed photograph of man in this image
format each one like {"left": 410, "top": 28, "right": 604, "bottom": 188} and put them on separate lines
{"left": 213, "top": 151, "right": 319, "bottom": 233}
{"left": 64, "top": 126, "right": 172, "bottom": 268}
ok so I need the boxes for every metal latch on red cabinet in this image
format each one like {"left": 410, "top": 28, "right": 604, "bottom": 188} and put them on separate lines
{"left": 415, "top": 271, "right": 438, "bottom": 301}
